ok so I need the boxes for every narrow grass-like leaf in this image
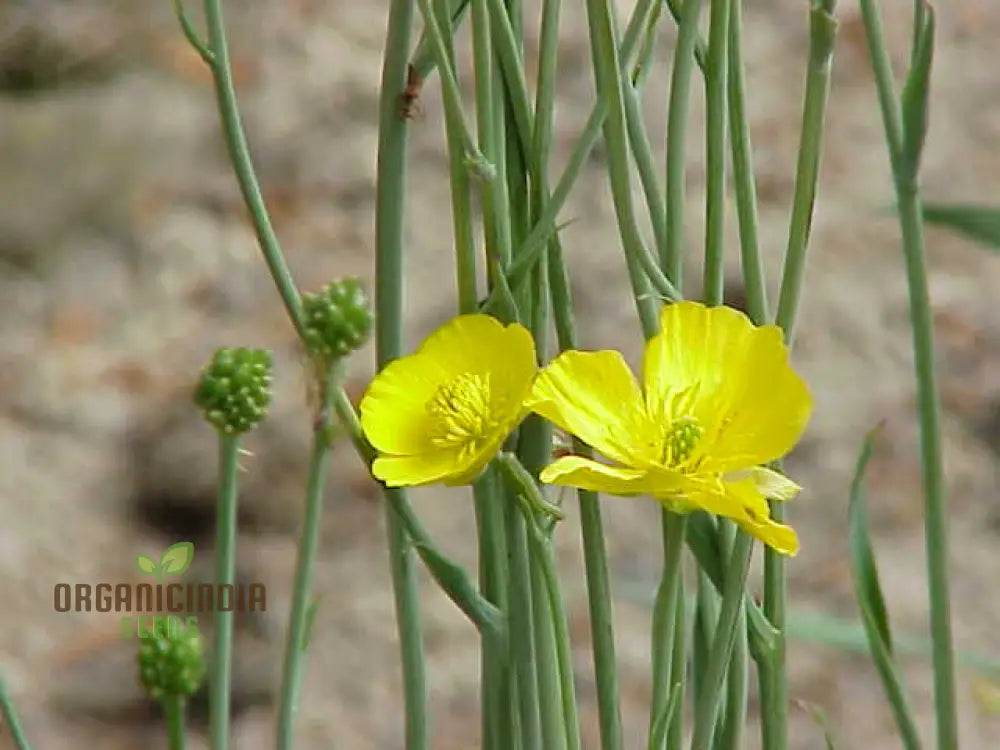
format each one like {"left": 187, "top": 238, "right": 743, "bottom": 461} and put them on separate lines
{"left": 899, "top": 2, "right": 934, "bottom": 181}
{"left": 923, "top": 203, "right": 1000, "bottom": 251}
{"left": 794, "top": 700, "right": 838, "bottom": 750}
{"left": 848, "top": 425, "right": 922, "bottom": 750}
{"left": 647, "top": 680, "right": 681, "bottom": 750}
{"left": 413, "top": 541, "right": 505, "bottom": 644}
{"left": 787, "top": 610, "right": 1000, "bottom": 678}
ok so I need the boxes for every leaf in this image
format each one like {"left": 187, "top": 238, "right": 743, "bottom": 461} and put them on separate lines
{"left": 159, "top": 541, "right": 195, "bottom": 576}
{"left": 848, "top": 426, "right": 893, "bottom": 653}
{"left": 900, "top": 2, "right": 934, "bottom": 178}
{"left": 795, "top": 700, "right": 838, "bottom": 750}
{"left": 135, "top": 554, "right": 159, "bottom": 576}
{"left": 923, "top": 203, "right": 1000, "bottom": 250}
{"left": 413, "top": 541, "right": 505, "bottom": 647}
{"left": 300, "top": 599, "right": 321, "bottom": 652}
{"left": 848, "top": 425, "right": 923, "bottom": 750}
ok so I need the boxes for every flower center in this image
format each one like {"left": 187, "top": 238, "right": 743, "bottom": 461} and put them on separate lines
{"left": 426, "top": 372, "right": 495, "bottom": 447}
{"left": 662, "top": 415, "right": 703, "bottom": 467}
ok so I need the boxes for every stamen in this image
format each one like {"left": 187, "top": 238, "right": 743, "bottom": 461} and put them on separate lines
{"left": 426, "top": 372, "right": 494, "bottom": 447}
{"left": 663, "top": 415, "right": 703, "bottom": 467}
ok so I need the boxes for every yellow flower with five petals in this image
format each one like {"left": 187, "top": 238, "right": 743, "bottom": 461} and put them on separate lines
{"left": 360, "top": 314, "right": 537, "bottom": 487}
{"left": 526, "top": 301, "right": 812, "bottom": 555}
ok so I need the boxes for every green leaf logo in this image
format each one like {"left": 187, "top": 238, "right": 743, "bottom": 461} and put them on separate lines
{"left": 160, "top": 542, "right": 195, "bottom": 576}
{"left": 136, "top": 554, "right": 159, "bottom": 576}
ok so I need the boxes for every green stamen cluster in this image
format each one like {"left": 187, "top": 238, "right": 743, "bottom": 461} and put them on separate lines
{"left": 302, "top": 278, "right": 374, "bottom": 360}
{"left": 194, "top": 347, "right": 273, "bottom": 434}
{"left": 137, "top": 622, "right": 205, "bottom": 701}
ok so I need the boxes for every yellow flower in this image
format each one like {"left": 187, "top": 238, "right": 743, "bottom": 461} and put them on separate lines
{"left": 359, "top": 314, "right": 537, "bottom": 487}
{"left": 526, "top": 301, "right": 812, "bottom": 555}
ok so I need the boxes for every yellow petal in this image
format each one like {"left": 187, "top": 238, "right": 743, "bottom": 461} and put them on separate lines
{"left": 682, "top": 476, "right": 800, "bottom": 556}
{"left": 705, "top": 324, "right": 812, "bottom": 470}
{"left": 527, "top": 350, "right": 657, "bottom": 466}
{"left": 751, "top": 467, "right": 802, "bottom": 502}
{"left": 643, "top": 302, "right": 812, "bottom": 472}
{"left": 643, "top": 301, "right": 755, "bottom": 407}
{"left": 359, "top": 354, "right": 442, "bottom": 454}
{"left": 539, "top": 455, "right": 683, "bottom": 496}
{"left": 372, "top": 449, "right": 466, "bottom": 487}
{"left": 418, "top": 314, "right": 537, "bottom": 396}
{"left": 737, "top": 515, "right": 800, "bottom": 556}
{"left": 360, "top": 313, "right": 536, "bottom": 469}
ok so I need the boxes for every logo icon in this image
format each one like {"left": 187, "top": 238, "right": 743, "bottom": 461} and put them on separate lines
{"left": 135, "top": 541, "right": 195, "bottom": 581}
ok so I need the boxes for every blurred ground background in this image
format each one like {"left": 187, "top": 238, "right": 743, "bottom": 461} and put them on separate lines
{"left": 2, "top": 0, "right": 1000, "bottom": 748}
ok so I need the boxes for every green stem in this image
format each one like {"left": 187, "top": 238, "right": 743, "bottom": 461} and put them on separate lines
{"left": 689, "top": 534, "right": 754, "bottom": 750}
{"left": 702, "top": 0, "right": 730, "bottom": 305}
{"left": 667, "top": 585, "right": 688, "bottom": 749}
{"left": 200, "top": 0, "right": 305, "bottom": 338}
{"left": 0, "top": 678, "right": 33, "bottom": 750}
{"left": 164, "top": 696, "right": 187, "bottom": 750}
{"left": 547, "top": 217, "right": 624, "bottom": 750}
{"left": 376, "top": 2, "right": 428, "bottom": 748}
{"left": 210, "top": 434, "right": 240, "bottom": 750}
{"left": 714, "top": 525, "right": 747, "bottom": 750}
{"left": 766, "top": 6, "right": 836, "bottom": 749}
{"left": 858, "top": 4, "right": 955, "bottom": 747}
{"left": 416, "top": 0, "right": 488, "bottom": 169}
{"left": 648, "top": 513, "right": 687, "bottom": 750}
{"left": 525, "top": 509, "right": 584, "bottom": 750}
{"left": 276, "top": 366, "right": 340, "bottom": 749}
{"left": 726, "top": 0, "right": 767, "bottom": 324}
{"left": 774, "top": 0, "right": 837, "bottom": 343}
{"left": 584, "top": 0, "right": 665, "bottom": 333}
{"left": 506, "top": 496, "right": 542, "bottom": 750}
{"left": 664, "top": 0, "right": 704, "bottom": 283}
{"left": 474, "top": 470, "right": 511, "bottom": 750}
{"left": 531, "top": 543, "right": 567, "bottom": 750}
{"left": 504, "top": 3, "right": 667, "bottom": 291}
{"left": 432, "top": 0, "right": 479, "bottom": 313}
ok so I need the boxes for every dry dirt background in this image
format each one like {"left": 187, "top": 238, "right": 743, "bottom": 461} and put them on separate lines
{"left": 2, "top": 1, "right": 1000, "bottom": 748}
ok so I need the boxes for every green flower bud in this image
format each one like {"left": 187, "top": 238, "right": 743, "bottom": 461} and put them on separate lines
{"left": 137, "top": 619, "right": 204, "bottom": 701}
{"left": 194, "top": 347, "right": 273, "bottom": 434}
{"left": 302, "top": 278, "right": 374, "bottom": 360}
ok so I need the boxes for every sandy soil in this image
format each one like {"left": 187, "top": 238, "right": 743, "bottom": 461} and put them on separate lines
{"left": 2, "top": 1, "right": 1000, "bottom": 748}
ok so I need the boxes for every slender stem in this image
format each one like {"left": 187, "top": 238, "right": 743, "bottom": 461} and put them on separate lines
{"left": 702, "top": 0, "right": 730, "bottom": 305}
{"left": 210, "top": 434, "right": 240, "bottom": 750}
{"left": 667, "top": 584, "right": 688, "bottom": 750}
{"left": 506, "top": 497, "right": 542, "bottom": 750}
{"left": 584, "top": 0, "right": 664, "bottom": 333}
{"left": 726, "top": 0, "right": 767, "bottom": 325}
{"left": 522, "top": 503, "right": 583, "bottom": 750}
{"left": 474, "top": 470, "right": 510, "bottom": 750}
{"left": 766, "top": 6, "right": 836, "bottom": 749}
{"left": 164, "top": 696, "right": 188, "bottom": 750}
{"left": 376, "top": 3, "right": 428, "bottom": 748}
{"left": 715, "top": 525, "right": 747, "bottom": 750}
{"left": 201, "top": 0, "right": 305, "bottom": 338}
{"left": 505, "top": 3, "right": 667, "bottom": 290}
{"left": 898, "top": 186, "right": 955, "bottom": 750}
{"left": 648, "top": 513, "right": 687, "bottom": 750}
{"left": 689, "top": 534, "right": 754, "bottom": 750}
{"left": 432, "top": 0, "right": 479, "bottom": 313}
{"left": 774, "top": 0, "right": 837, "bottom": 343}
{"left": 531, "top": 543, "right": 567, "bottom": 750}
{"left": 0, "top": 678, "right": 33, "bottom": 750}
{"left": 276, "top": 366, "right": 340, "bottom": 749}
{"left": 858, "top": 4, "right": 955, "bottom": 746}
{"left": 547, "top": 209, "right": 624, "bottom": 750}
{"left": 664, "top": 0, "right": 704, "bottom": 283}
{"left": 416, "top": 0, "right": 487, "bottom": 166}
